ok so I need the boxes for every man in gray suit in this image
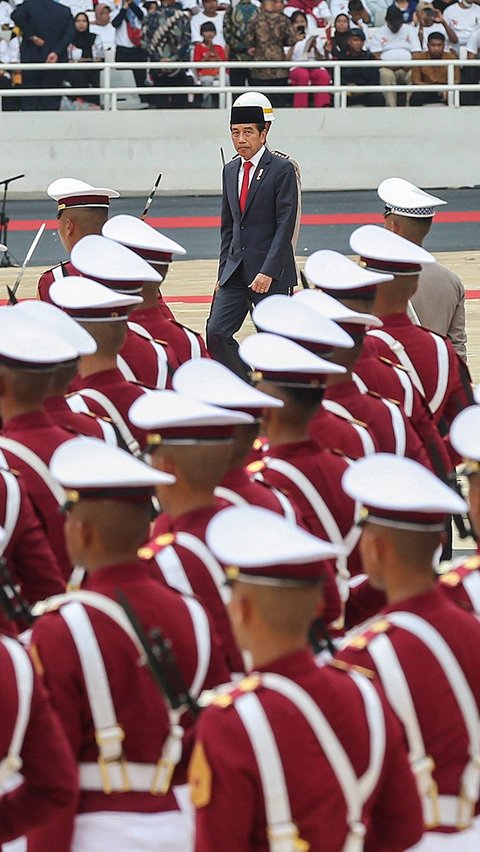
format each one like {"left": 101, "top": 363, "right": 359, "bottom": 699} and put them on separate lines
{"left": 206, "top": 102, "right": 298, "bottom": 377}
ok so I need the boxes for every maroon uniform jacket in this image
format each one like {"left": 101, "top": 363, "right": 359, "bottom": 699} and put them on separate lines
{"left": 128, "top": 304, "right": 210, "bottom": 365}
{"left": 29, "top": 560, "right": 230, "bottom": 851}
{"left": 216, "top": 465, "right": 302, "bottom": 521}
{"left": 0, "top": 637, "right": 78, "bottom": 844}
{"left": 437, "top": 549, "right": 480, "bottom": 615}
{"left": 309, "top": 405, "right": 379, "bottom": 459}
{"left": 37, "top": 261, "right": 77, "bottom": 303}
{"left": 0, "top": 412, "right": 74, "bottom": 580}
{"left": 192, "top": 649, "right": 423, "bottom": 851}
{"left": 45, "top": 395, "right": 120, "bottom": 444}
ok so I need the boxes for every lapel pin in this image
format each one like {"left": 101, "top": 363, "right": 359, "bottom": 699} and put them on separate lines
{"left": 256, "top": 169, "right": 264, "bottom": 181}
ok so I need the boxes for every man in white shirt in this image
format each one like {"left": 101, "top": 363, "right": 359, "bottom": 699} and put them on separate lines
{"left": 369, "top": 4, "right": 421, "bottom": 105}
{"left": 444, "top": 0, "right": 480, "bottom": 51}
{"left": 90, "top": 3, "right": 117, "bottom": 58}
{"left": 414, "top": 3, "right": 458, "bottom": 50}
{"left": 190, "top": 0, "right": 225, "bottom": 45}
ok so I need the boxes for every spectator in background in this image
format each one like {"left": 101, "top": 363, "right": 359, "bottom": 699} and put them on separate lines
{"left": 223, "top": 0, "right": 258, "bottom": 87}
{"left": 141, "top": 0, "right": 191, "bottom": 107}
{"left": 193, "top": 20, "right": 226, "bottom": 107}
{"left": 341, "top": 26, "right": 386, "bottom": 104}
{"left": 66, "top": 11, "right": 104, "bottom": 107}
{"left": 324, "top": 12, "right": 351, "bottom": 58}
{"left": 464, "top": 25, "right": 480, "bottom": 102}
{"left": 284, "top": 0, "right": 331, "bottom": 28}
{"left": 348, "top": 0, "right": 371, "bottom": 32}
{"left": 112, "top": 0, "right": 147, "bottom": 89}
{"left": 90, "top": 3, "right": 117, "bottom": 60}
{"left": 414, "top": 2, "right": 458, "bottom": 50}
{"left": 369, "top": 4, "right": 421, "bottom": 106}
{"left": 12, "top": 0, "right": 75, "bottom": 110}
{"left": 0, "top": 26, "right": 20, "bottom": 111}
{"left": 287, "top": 10, "right": 331, "bottom": 107}
{"left": 191, "top": 0, "right": 226, "bottom": 46}
{"left": 390, "top": 0, "right": 416, "bottom": 22}
{"left": 246, "top": 0, "right": 293, "bottom": 106}
{"left": 410, "top": 30, "right": 459, "bottom": 104}
{"left": 443, "top": 0, "right": 480, "bottom": 53}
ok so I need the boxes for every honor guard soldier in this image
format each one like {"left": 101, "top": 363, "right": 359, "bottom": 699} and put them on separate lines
{"left": 254, "top": 294, "right": 430, "bottom": 467}
{"left": 349, "top": 226, "right": 474, "bottom": 445}
{"left": 29, "top": 437, "right": 230, "bottom": 852}
{"left": 438, "top": 404, "right": 480, "bottom": 613}
{"left": 172, "top": 357, "right": 302, "bottom": 520}
{"left": 70, "top": 234, "right": 178, "bottom": 388}
{"left": 337, "top": 453, "right": 480, "bottom": 849}
{"left": 378, "top": 177, "right": 467, "bottom": 361}
{"left": 130, "top": 390, "right": 254, "bottom": 674}
{"left": 37, "top": 178, "right": 120, "bottom": 303}
{"left": 301, "top": 251, "right": 454, "bottom": 479}
{"left": 103, "top": 215, "right": 210, "bottom": 362}
{"left": 50, "top": 276, "right": 150, "bottom": 455}
{"left": 189, "top": 505, "right": 423, "bottom": 852}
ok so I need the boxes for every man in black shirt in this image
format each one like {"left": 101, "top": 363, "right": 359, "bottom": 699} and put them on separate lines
{"left": 341, "top": 28, "right": 385, "bottom": 107}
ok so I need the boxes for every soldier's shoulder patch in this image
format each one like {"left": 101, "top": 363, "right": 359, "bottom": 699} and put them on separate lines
{"left": 246, "top": 459, "right": 266, "bottom": 475}
{"left": 138, "top": 532, "right": 176, "bottom": 560}
{"left": 188, "top": 741, "right": 212, "bottom": 809}
{"left": 344, "top": 618, "right": 392, "bottom": 650}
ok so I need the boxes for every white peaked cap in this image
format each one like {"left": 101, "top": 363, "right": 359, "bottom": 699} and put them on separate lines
{"left": 349, "top": 225, "right": 435, "bottom": 275}
{"left": 252, "top": 294, "right": 354, "bottom": 349}
{"left": 304, "top": 249, "right": 393, "bottom": 291}
{"left": 15, "top": 300, "right": 97, "bottom": 356}
{"left": 294, "top": 289, "right": 383, "bottom": 328}
{"left": 173, "top": 358, "right": 283, "bottom": 410}
{"left": 71, "top": 235, "right": 162, "bottom": 293}
{"left": 206, "top": 506, "right": 344, "bottom": 579}
{"left": 0, "top": 244, "right": 5, "bottom": 252}
{"left": 234, "top": 91, "right": 275, "bottom": 121}
{"left": 50, "top": 435, "right": 175, "bottom": 489}
{"left": 0, "top": 306, "right": 77, "bottom": 368}
{"left": 342, "top": 453, "right": 467, "bottom": 530}
{"left": 450, "top": 405, "right": 480, "bottom": 463}
{"left": 129, "top": 389, "right": 253, "bottom": 432}
{"left": 47, "top": 177, "right": 119, "bottom": 204}
{"left": 50, "top": 276, "right": 142, "bottom": 321}
{"left": 378, "top": 177, "right": 446, "bottom": 218}
{"left": 103, "top": 215, "right": 186, "bottom": 259}
{"left": 239, "top": 333, "right": 346, "bottom": 382}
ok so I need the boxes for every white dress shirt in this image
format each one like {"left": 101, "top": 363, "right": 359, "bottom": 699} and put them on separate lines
{"left": 237, "top": 145, "right": 265, "bottom": 197}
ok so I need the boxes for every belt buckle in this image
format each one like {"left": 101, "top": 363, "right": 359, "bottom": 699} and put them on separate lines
{"left": 95, "top": 726, "right": 129, "bottom": 794}
{"left": 96, "top": 754, "right": 130, "bottom": 795}
{"left": 423, "top": 780, "right": 440, "bottom": 829}
{"left": 267, "top": 823, "right": 310, "bottom": 851}
{"left": 150, "top": 757, "right": 176, "bottom": 796}
{"left": 457, "top": 790, "right": 475, "bottom": 830}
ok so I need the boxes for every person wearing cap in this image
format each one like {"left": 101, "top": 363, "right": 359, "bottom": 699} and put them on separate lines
{"left": 103, "top": 215, "right": 210, "bottom": 363}
{"left": 37, "top": 178, "right": 119, "bottom": 304}
{"left": 207, "top": 101, "right": 298, "bottom": 378}
{"left": 172, "top": 357, "right": 303, "bottom": 520}
{"left": 29, "top": 436, "right": 230, "bottom": 852}
{"left": 337, "top": 453, "right": 480, "bottom": 848}
{"left": 130, "top": 390, "right": 254, "bottom": 673}
{"left": 368, "top": 5, "right": 422, "bottom": 107}
{"left": 378, "top": 177, "right": 467, "bottom": 361}
{"left": 50, "top": 276, "right": 151, "bottom": 456}
{"left": 341, "top": 27, "right": 386, "bottom": 107}
{"left": 349, "top": 225, "right": 473, "bottom": 448}
{"left": 189, "top": 505, "right": 423, "bottom": 852}
{"left": 438, "top": 403, "right": 480, "bottom": 614}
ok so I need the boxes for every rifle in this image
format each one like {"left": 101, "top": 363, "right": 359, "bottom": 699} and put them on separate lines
{"left": 0, "top": 558, "right": 35, "bottom": 627}
{"left": 7, "top": 223, "right": 46, "bottom": 305}
{"left": 117, "top": 590, "right": 200, "bottom": 716}
{"left": 140, "top": 173, "right": 162, "bottom": 222}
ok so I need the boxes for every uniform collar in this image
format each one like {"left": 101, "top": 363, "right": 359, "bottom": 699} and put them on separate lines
{"left": 241, "top": 145, "right": 265, "bottom": 170}
{"left": 383, "top": 584, "right": 446, "bottom": 615}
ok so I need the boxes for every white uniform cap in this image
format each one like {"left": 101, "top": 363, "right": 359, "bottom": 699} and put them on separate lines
{"left": 342, "top": 453, "right": 467, "bottom": 531}
{"left": 173, "top": 358, "right": 284, "bottom": 413}
{"left": 71, "top": 235, "right": 161, "bottom": 294}
{"left": 50, "top": 276, "right": 142, "bottom": 322}
{"left": 239, "top": 332, "right": 345, "bottom": 387}
{"left": 252, "top": 294, "right": 354, "bottom": 351}
{"left": 15, "top": 300, "right": 97, "bottom": 356}
{"left": 50, "top": 436, "right": 175, "bottom": 498}
{"left": 378, "top": 177, "right": 446, "bottom": 219}
{"left": 304, "top": 249, "right": 393, "bottom": 296}
{"left": 206, "top": 505, "right": 344, "bottom": 584}
{"left": 0, "top": 244, "right": 6, "bottom": 252}
{"left": 0, "top": 306, "right": 78, "bottom": 370}
{"left": 449, "top": 405, "right": 480, "bottom": 467}
{"left": 349, "top": 225, "right": 435, "bottom": 276}
{"left": 47, "top": 177, "right": 119, "bottom": 211}
{"left": 294, "top": 289, "right": 383, "bottom": 329}
{"left": 233, "top": 91, "right": 275, "bottom": 122}
{"left": 129, "top": 389, "right": 254, "bottom": 445}
{"left": 102, "top": 215, "right": 186, "bottom": 264}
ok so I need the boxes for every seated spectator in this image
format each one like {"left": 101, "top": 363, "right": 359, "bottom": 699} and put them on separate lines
{"left": 141, "top": 0, "right": 191, "bottom": 107}
{"left": 223, "top": 0, "right": 258, "bottom": 87}
{"left": 467, "top": 23, "right": 480, "bottom": 56}
{"left": 287, "top": 10, "right": 331, "bottom": 106}
{"left": 0, "top": 28, "right": 20, "bottom": 111}
{"left": 66, "top": 12, "right": 104, "bottom": 107}
{"left": 324, "top": 12, "right": 351, "bottom": 57}
{"left": 329, "top": 0, "right": 369, "bottom": 20}
{"left": 443, "top": 0, "right": 480, "bottom": 53}
{"left": 464, "top": 24, "right": 480, "bottom": 100}
{"left": 411, "top": 30, "right": 459, "bottom": 104}
{"left": 391, "top": 0, "right": 416, "bottom": 22}
{"left": 284, "top": 0, "right": 331, "bottom": 28}
{"left": 193, "top": 20, "right": 226, "bottom": 107}
{"left": 0, "top": 0, "right": 14, "bottom": 28}
{"left": 112, "top": 0, "right": 147, "bottom": 89}
{"left": 246, "top": 0, "right": 293, "bottom": 107}
{"left": 90, "top": 3, "right": 117, "bottom": 60}
{"left": 369, "top": 4, "right": 421, "bottom": 106}
{"left": 348, "top": 0, "right": 371, "bottom": 32}
{"left": 414, "top": 2, "right": 458, "bottom": 49}
{"left": 56, "top": 0, "right": 94, "bottom": 17}
{"left": 191, "top": 0, "right": 226, "bottom": 46}
{"left": 341, "top": 25, "right": 386, "bottom": 104}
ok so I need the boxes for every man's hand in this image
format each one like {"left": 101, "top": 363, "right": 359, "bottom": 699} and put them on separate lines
{"left": 31, "top": 35, "right": 45, "bottom": 46}
{"left": 213, "top": 280, "right": 220, "bottom": 295}
{"left": 46, "top": 52, "right": 58, "bottom": 63}
{"left": 249, "top": 273, "right": 273, "bottom": 294}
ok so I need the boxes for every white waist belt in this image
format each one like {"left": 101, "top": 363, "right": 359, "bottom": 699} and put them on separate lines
{"left": 79, "top": 761, "right": 170, "bottom": 794}
{"left": 434, "top": 795, "right": 476, "bottom": 830}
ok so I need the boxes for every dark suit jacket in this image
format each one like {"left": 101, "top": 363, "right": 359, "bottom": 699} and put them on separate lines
{"left": 13, "top": 0, "right": 74, "bottom": 61}
{"left": 218, "top": 148, "right": 297, "bottom": 288}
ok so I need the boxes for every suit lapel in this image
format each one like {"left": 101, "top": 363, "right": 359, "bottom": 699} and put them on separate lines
{"left": 227, "top": 158, "right": 242, "bottom": 221}
{"left": 242, "top": 150, "right": 272, "bottom": 219}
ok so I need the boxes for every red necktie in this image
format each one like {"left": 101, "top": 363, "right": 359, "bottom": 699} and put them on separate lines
{"left": 239, "top": 161, "right": 253, "bottom": 214}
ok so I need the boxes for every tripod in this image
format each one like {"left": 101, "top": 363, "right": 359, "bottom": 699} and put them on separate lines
{"left": 0, "top": 174, "right": 25, "bottom": 268}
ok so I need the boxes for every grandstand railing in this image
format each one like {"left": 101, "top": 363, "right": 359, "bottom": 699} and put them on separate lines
{"left": 0, "top": 58, "right": 479, "bottom": 110}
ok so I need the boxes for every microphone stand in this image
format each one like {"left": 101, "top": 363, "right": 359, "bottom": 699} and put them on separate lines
{"left": 0, "top": 174, "right": 25, "bottom": 268}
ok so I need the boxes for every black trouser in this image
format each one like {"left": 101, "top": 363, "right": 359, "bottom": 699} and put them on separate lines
{"left": 229, "top": 65, "right": 251, "bottom": 89}
{"left": 206, "top": 263, "right": 290, "bottom": 379}
{"left": 249, "top": 76, "right": 290, "bottom": 107}
{"left": 410, "top": 91, "right": 445, "bottom": 107}
{"left": 348, "top": 91, "right": 385, "bottom": 107}
{"left": 150, "top": 68, "right": 190, "bottom": 108}
{"left": 20, "top": 67, "right": 64, "bottom": 110}
{"left": 0, "top": 76, "right": 19, "bottom": 111}
{"left": 115, "top": 45, "right": 147, "bottom": 89}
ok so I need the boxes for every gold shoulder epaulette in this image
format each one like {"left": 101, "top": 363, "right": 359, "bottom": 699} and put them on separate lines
{"left": 329, "top": 658, "right": 376, "bottom": 679}
{"left": 378, "top": 356, "right": 410, "bottom": 373}
{"left": 344, "top": 618, "right": 392, "bottom": 650}
{"left": 138, "top": 532, "right": 176, "bottom": 560}
{"left": 31, "top": 596, "right": 65, "bottom": 617}
{"left": 213, "top": 674, "right": 262, "bottom": 708}
{"left": 246, "top": 459, "right": 265, "bottom": 475}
